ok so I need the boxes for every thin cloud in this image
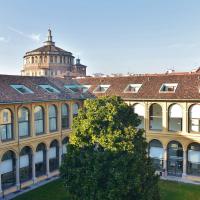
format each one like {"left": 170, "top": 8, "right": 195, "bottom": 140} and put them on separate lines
{"left": 8, "top": 26, "right": 41, "bottom": 42}
{"left": 0, "top": 36, "right": 9, "bottom": 43}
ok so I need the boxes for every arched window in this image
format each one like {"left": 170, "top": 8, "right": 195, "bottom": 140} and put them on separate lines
{"left": 35, "top": 143, "right": 46, "bottom": 177}
{"left": 189, "top": 104, "right": 200, "bottom": 132}
{"left": 0, "top": 109, "right": 13, "bottom": 141}
{"left": 62, "top": 137, "right": 69, "bottom": 154}
{"left": 168, "top": 104, "right": 182, "bottom": 132}
{"left": 149, "top": 140, "right": 163, "bottom": 170}
{"left": 32, "top": 57, "right": 34, "bottom": 63}
{"left": 187, "top": 143, "right": 200, "bottom": 176}
{"left": 20, "top": 146, "right": 32, "bottom": 182}
{"left": 18, "top": 107, "right": 30, "bottom": 138}
{"left": 49, "top": 105, "right": 57, "bottom": 132}
{"left": 61, "top": 104, "right": 69, "bottom": 129}
{"left": 73, "top": 103, "right": 79, "bottom": 118}
{"left": 34, "top": 106, "right": 44, "bottom": 135}
{"left": 167, "top": 141, "right": 183, "bottom": 176}
{"left": 149, "top": 104, "right": 162, "bottom": 131}
{"left": 133, "top": 103, "right": 145, "bottom": 129}
{"left": 1, "top": 150, "right": 16, "bottom": 189}
{"left": 49, "top": 140, "right": 59, "bottom": 172}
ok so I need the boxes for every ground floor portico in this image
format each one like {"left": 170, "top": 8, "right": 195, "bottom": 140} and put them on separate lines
{"left": 0, "top": 135, "right": 69, "bottom": 197}
{"left": 147, "top": 133, "right": 200, "bottom": 182}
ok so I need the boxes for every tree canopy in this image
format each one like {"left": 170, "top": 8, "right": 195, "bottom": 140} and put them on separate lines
{"left": 60, "top": 96, "right": 160, "bottom": 200}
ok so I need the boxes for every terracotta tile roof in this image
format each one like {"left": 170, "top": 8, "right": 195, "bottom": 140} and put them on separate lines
{"left": 1, "top": 72, "right": 200, "bottom": 104}
{"left": 0, "top": 75, "right": 93, "bottom": 104}
{"left": 75, "top": 73, "right": 200, "bottom": 100}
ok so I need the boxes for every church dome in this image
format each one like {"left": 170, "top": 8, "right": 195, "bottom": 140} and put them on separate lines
{"left": 21, "top": 29, "right": 87, "bottom": 77}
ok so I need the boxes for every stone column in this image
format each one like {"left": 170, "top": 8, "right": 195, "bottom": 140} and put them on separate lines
{"left": 163, "top": 147, "right": 167, "bottom": 176}
{"left": 32, "top": 153, "right": 36, "bottom": 184}
{"left": 16, "top": 155, "right": 20, "bottom": 190}
{"left": 144, "top": 102, "right": 148, "bottom": 132}
{"left": 57, "top": 103, "right": 62, "bottom": 132}
{"left": 45, "top": 104, "right": 49, "bottom": 134}
{"left": 70, "top": 102, "right": 74, "bottom": 129}
{"left": 182, "top": 103, "right": 188, "bottom": 133}
{"left": 182, "top": 150, "right": 187, "bottom": 177}
{"left": 0, "top": 159, "right": 2, "bottom": 195}
{"left": 46, "top": 148, "right": 50, "bottom": 177}
{"left": 31, "top": 104, "right": 35, "bottom": 137}
{"left": 59, "top": 145, "right": 62, "bottom": 166}
{"left": 14, "top": 106, "right": 19, "bottom": 140}
{"left": 163, "top": 103, "right": 168, "bottom": 132}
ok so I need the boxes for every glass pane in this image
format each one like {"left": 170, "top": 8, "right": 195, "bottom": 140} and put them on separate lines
{"left": 35, "top": 120, "right": 44, "bottom": 134}
{"left": 49, "top": 118, "right": 57, "bottom": 132}
{"left": 19, "top": 122, "right": 29, "bottom": 137}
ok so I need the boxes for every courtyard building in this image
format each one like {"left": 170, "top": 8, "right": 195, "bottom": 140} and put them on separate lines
{"left": 1, "top": 70, "right": 200, "bottom": 197}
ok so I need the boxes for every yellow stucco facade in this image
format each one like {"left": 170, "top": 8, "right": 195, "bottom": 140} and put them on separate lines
{"left": 0, "top": 99, "right": 82, "bottom": 196}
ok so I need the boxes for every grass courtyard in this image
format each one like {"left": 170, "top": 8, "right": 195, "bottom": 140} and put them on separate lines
{"left": 13, "top": 179, "right": 200, "bottom": 200}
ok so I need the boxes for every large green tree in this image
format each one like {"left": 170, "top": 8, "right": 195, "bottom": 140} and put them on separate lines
{"left": 60, "top": 96, "right": 160, "bottom": 200}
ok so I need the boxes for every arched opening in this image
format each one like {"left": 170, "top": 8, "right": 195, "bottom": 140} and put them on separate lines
{"left": 0, "top": 109, "right": 13, "bottom": 141}
{"left": 1, "top": 150, "right": 16, "bottom": 189}
{"left": 19, "top": 146, "right": 32, "bottom": 182}
{"left": 35, "top": 143, "right": 46, "bottom": 177}
{"left": 189, "top": 104, "right": 200, "bottom": 132}
{"left": 49, "top": 105, "right": 57, "bottom": 132}
{"left": 168, "top": 104, "right": 182, "bottom": 132}
{"left": 34, "top": 106, "right": 44, "bottom": 135}
{"left": 62, "top": 137, "right": 69, "bottom": 160}
{"left": 149, "top": 104, "right": 162, "bottom": 131}
{"left": 18, "top": 107, "right": 30, "bottom": 138}
{"left": 73, "top": 103, "right": 79, "bottom": 118}
{"left": 149, "top": 140, "right": 163, "bottom": 171}
{"left": 49, "top": 140, "right": 59, "bottom": 172}
{"left": 187, "top": 143, "right": 200, "bottom": 176}
{"left": 61, "top": 104, "right": 69, "bottom": 129}
{"left": 133, "top": 103, "right": 145, "bottom": 129}
{"left": 167, "top": 141, "right": 183, "bottom": 176}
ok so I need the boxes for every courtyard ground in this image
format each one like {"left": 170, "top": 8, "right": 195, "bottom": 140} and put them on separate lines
{"left": 13, "top": 179, "right": 200, "bottom": 200}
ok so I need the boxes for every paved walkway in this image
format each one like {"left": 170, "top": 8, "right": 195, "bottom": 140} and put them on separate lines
{"left": 161, "top": 176, "right": 200, "bottom": 185}
{"left": 0, "top": 176, "right": 59, "bottom": 200}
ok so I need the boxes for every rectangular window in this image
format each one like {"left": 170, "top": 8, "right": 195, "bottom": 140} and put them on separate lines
{"left": 19, "top": 122, "right": 29, "bottom": 137}
{"left": 93, "top": 85, "right": 110, "bottom": 93}
{"left": 35, "top": 120, "right": 44, "bottom": 134}
{"left": 10, "top": 85, "right": 34, "bottom": 94}
{"left": 39, "top": 84, "right": 60, "bottom": 93}
{"left": 160, "top": 83, "right": 178, "bottom": 93}
{"left": 124, "top": 84, "right": 142, "bottom": 93}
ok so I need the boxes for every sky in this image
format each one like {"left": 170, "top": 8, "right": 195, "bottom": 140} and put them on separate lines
{"left": 0, "top": 0, "right": 200, "bottom": 75}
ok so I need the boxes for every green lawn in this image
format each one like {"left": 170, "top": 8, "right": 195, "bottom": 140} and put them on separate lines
{"left": 13, "top": 179, "right": 200, "bottom": 200}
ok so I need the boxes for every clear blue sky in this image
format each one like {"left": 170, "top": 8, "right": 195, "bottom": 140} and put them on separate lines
{"left": 0, "top": 0, "right": 200, "bottom": 75}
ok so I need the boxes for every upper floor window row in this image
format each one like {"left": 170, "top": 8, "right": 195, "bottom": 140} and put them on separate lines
{"left": 133, "top": 103, "right": 200, "bottom": 133}
{"left": 0, "top": 103, "right": 80, "bottom": 142}
{"left": 92, "top": 83, "right": 179, "bottom": 94}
